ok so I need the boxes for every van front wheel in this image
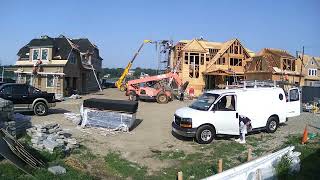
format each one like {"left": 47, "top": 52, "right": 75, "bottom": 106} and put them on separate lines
{"left": 196, "top": 125, "right": 215, "bottom": 144}
{"left": 266, "top": 116, "right": 279, "bottom": 133}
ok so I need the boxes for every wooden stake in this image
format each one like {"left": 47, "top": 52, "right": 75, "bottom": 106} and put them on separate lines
{"left": 218, "top": 159, "right": 223, "bottom": 173}
{"left": 247, "top": 148, "right": 252, "bottom": 161}
{"left": 177, "top": 171, "right": 183, "bottom": 180}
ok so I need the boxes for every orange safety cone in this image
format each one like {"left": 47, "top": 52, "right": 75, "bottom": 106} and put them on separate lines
{"left": 301, "top": 125, "right": 308, "bottom": 145}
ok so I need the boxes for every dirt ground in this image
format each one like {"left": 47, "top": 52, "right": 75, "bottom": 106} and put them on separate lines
{"left": 30, "top": 88, "right": 320, "bottom": 172}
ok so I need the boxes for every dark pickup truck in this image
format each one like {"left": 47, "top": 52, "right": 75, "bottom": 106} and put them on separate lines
{"left": 0, "top": 83, "right": 58, "bottom": 116}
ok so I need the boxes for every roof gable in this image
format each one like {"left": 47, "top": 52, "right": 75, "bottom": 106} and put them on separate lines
{"left": 206, "top": 39, "right": 251, "bottom": 72}
{"left": 182, "top": 39, "right": 207, "bottom": 52}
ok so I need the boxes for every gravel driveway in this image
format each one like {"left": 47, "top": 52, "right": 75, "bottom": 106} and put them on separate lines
{"left": 29, "top": 88, "right": 320, "bottom": 171}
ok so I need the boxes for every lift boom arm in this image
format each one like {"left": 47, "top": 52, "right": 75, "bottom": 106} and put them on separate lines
{"left": 127, "top": 72, "right": 183, "bottom": 87}
{"left": 115, "top": 40, "right": 152, "bottom": 89}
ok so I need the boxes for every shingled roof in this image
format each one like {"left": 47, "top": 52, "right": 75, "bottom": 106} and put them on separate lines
{"left": 17, "top": 35, "right": 102, "bottom": 60}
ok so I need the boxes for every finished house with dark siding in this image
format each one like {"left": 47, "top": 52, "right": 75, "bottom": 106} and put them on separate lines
{"left": 15, "top": 35, "right": 103, "bottom": 98}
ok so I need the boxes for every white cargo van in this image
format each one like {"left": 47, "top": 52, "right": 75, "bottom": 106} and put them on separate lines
{"left": 172, "top": 87, "right": 300, "bottom": 144}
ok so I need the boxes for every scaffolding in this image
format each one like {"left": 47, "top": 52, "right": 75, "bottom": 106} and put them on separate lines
{"left": 156, "top": 40, "right": 173, "bottom": 74}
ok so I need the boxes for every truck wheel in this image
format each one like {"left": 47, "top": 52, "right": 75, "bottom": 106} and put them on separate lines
{"left": 156, "top": 93, "right": 168, "bottom": 104}
{"left": 196, "top": 125, "right": 215, "bottom": 144}
{"left": 120, "top": 84, "right": 126, "bottom": 92}
{"left": 33, "top": 102, "right": 48, "bottom": 116}
{"left": 128, "top": 91, "right": 138, "bottom": 101}
{"left": 266, "top": 116, "right": 279, "bottom": 133}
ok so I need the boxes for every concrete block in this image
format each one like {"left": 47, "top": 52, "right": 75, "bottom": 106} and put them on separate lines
{"left": 66, "top": 138, "right": 77, "bottom": 145}
{"left": 48, "top": 166, "right": 66, "bottom": 175}
{"left": 43, "top": 139, "right": 59, "bottom": 151}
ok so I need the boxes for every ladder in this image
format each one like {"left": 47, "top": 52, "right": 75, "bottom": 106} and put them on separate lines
{"left": 54, "top": 76, "right": 62, "bottom": 99}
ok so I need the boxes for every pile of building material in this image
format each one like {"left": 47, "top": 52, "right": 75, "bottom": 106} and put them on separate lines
{"left": 0, "top": 128, "right": 45, "bottom": 175}
{"left": 0, "top": 98, "right": 14, "bottom": 121}
{"left": 0, "top": 98, "right": 31, "bottom": 137}
{"left": 27, "top": 123, "right": 79, "bottom": 153}
{"left": 64, "top": 112, "right": 82, "bottom": 125}
{"left": 80, "top": 98, "right": 138, "bottom": 131}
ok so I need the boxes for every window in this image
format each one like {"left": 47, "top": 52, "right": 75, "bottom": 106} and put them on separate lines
{"left": 47, "top": 75, "right": 54, "bottom": 88}
{"left": 289, "top": 89, "right": 299, "bottom": 102}
{"left": 70, "top": 53, "right": 77, "bottom": 64}
{"left": 12, "top": 85, "right": 28, "bottom": 95}
{"left": 215, "top": 95, "right": 236, "bottom": 111}
{"left": 234, "top": 46, "right": 239, "bottom": 54}
{"left": 41, "top": 48, "right": 49, "bottom": 60}
{"left": 29, "top": 86, "right": 41, "bottom": 94}
{"left": 230, "top": 58, "right": 242, "bottom": 66}
{"left": 308, "top": 69, "right": 317, "bottom": 76}
{"left": 217, "top": 57, "right": 226, "bottom": 65}
{"left": 25, "top": 75, "right": 32, "bottom": 85}
{"left": 200, "top": 54, "right": 204, "bottom": 65}
{"left": 229, "top": 45, "right": 233, "bottom": 54}
{"left": 0, "top": 86, "right": 12, "bottom": 95}
{"left": 189, "top": 93, "right": 219, "bottom": 111}
{"left": 282, "top": 59, "right": 295, "bottom": 71}
{"left": 189, "top": 53, "right": 200, "bottom": 78}
{"left": 184, "top": 53, "right": 188, "bottom": 64}
{"left": 32, "top": 49, "right": 40, "bottom": 61}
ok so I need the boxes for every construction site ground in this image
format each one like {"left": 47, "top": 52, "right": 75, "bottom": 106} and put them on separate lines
{"left": 28, "top": 88, "right": 320, "bottom": 178}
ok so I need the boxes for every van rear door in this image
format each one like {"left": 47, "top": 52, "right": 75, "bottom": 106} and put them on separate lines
{"left": 286, "top": 88, "right": 301, "bottom": 117}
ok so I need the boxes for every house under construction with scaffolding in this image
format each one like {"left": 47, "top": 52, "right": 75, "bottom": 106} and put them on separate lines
{"left": 170, "top": 38, "right": 255, "bottom": 96}
{"left": 15, "top": 35, "right": 103, "bottom": 98}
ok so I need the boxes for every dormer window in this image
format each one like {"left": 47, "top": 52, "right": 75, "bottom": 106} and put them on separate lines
{"left": 41, "top": 48, "right": 49, "bottom": 60}
{"left": 32, "top": 49, "right": 40, "bottom": 60}
{"left": 32, "top": 48, "right": 49, "bottom": 61}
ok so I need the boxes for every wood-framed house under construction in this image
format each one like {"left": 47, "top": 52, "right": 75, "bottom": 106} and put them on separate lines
{"left": 298, "top": 54, "right": 320, "bottom": 87}
{"left": 244, "top": 48, "right": 303, "bottom": 86}
{"left": 15, "top": 35, "right": 103, "bottom": 98}
{"left": 170, "top": 38, "right": 254, "bottom": 96}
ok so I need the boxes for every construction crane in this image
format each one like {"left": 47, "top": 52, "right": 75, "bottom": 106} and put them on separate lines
{"left": 115, "top": 40, "right": 153, "bottom": 91}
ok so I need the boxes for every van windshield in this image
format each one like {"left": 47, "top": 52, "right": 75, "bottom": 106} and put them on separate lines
{"left": 189, "top": 93, "right": 219, "bottom": 111}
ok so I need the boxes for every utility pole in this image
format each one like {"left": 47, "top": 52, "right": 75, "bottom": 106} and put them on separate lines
{"left": 298, "top": 46, "right": 304, "bottom": 86}
{"left": 1, "top": 66, "right": 4, "bottom": 82}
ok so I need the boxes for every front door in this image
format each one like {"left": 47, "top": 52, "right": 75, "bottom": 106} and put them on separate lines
{"left": 211, "top": 94, "right": 239, "bottom": 135}
{"left": 286, "top": 88, "right": 301, "bottom": 117}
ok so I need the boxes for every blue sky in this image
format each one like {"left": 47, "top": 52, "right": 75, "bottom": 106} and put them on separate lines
{"left": 0, "top": 0, "right": 319, "bottom": 68}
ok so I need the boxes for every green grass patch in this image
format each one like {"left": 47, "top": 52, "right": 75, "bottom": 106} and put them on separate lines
{"left": 275, "top": 153, "right": 291, "bottom": 179}
{"left": 153, "top": 150, "right": 186, "bottom": 160}
{"left": 104, "top": 152, "right": 147, "bottom": 179}
{"left": 0, "top": 161, "right": 95, "bottom": 180}
{"left": 0, "top": 134, "right": 97, "bottom": 179}
{"left": 280, "top": 134, "right": 320, "bottom": 180}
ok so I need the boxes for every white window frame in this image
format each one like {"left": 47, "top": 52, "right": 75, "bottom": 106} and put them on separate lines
{"left": 308, "top": 68, "right": 317, "bottom": 76}
{"left": 32, "top": 48, "right": 40, "bottom": 61}
{"left": 41, "top": 48, "right": 49, "bottom": 61}
{"left": 46, "top": 75, "right": 55, "bottom": 88}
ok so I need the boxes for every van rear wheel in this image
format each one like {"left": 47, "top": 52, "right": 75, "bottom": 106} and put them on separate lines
{"left": 266, "top": 116, "right": 279, "bottom": 133}
{"left": 196, "top": 125, "right": 215, "bottom": 144}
